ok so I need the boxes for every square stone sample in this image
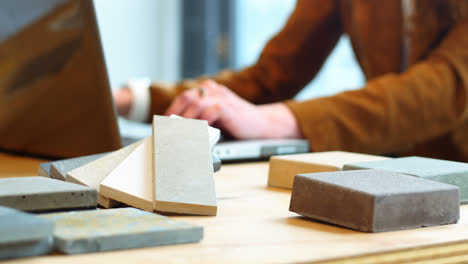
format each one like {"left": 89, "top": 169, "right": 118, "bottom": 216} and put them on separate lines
{"left": 0, "top": 206, "right": 54, "bottom": 259}
{"left": 40, "top": 208, "right": 203, "bottom": 254}
{"left": 268, "top": 151, "right": 390, "bottom": 189}
{"left": 49, "top": 152, "right": 108, "bottom": 181}
{"left": 289, "top": 170, "right": 459, "bottom": 232}
{"left": 0, "top": 177, "right": 97, "bottom": 212}
{"left": 343, "top": 156, "right": 468, "bottom": 204}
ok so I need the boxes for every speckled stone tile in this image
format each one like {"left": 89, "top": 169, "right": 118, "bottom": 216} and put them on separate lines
{"left": 0, "top": 177, "right": 97, "bottom": 212}
{"left": 40, "top": 208, "right": 203, "bottom": 254}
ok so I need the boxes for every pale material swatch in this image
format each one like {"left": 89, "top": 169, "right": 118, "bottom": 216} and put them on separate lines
{"left": 268, "top": 151, "right": 391, "bottom": 189}
{"left": 66, "top": 140, "right": 143, "bottom": 208}
{"left": 100, "top": 137, "right": 153, "bottom": 211}
{"left": 153, "top": 115, "right": 217, "bottom": 215}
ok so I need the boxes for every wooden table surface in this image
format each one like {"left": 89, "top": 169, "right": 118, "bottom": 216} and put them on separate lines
{"left": 1, "top": 152, "right": 468, "bottom": 264}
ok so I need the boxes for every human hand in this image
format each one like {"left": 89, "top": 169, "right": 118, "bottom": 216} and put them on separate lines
{"left": 165, "top": 80, "right": 303, "bottom": 139}
{"left": 112, "top": 87, "right": 134, "bottom": 117}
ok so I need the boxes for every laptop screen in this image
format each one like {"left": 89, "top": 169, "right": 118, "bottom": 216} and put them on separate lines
{"left": 0, "top": 0, "right": 121, "bottom": 158}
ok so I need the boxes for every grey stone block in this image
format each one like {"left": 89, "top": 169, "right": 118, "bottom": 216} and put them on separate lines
{"left": 289, "top": 170, "right": 459, "bottom": 232}
{"left": 0, "top": 238, "right": 53, "bottom": 260}
{"left": 0, "top": 177, "right": 97, "bottom": 212}
{"left": 0, "top": 206, "right": 54, "bottom": 259}
{"left": 343, "top": 156, "right": 468, "bottom": 204}
{"left": 49, "top": 153, "right": 108, "bottom": 181}
{"left": 212, "top": 153, "right": 221, "bottom": 172}
{"left": 40, "top": 208, "right": 203, "bottom": 254}
{"left": 0, "top": 206, "right": 54, "bottom": 244}
{"left": 38, "top": 162, "right": 52, "bottom": 178}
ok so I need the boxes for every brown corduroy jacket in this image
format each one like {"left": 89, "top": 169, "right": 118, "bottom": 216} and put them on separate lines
{"left": 148, "top": 0, "right": 468, "bottom": 162}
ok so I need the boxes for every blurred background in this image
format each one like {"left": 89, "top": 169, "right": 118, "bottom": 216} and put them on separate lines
{"left": 94, "top": 0, "right": 365, "bottom": 136}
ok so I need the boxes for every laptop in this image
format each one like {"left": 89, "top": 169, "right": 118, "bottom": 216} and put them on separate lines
{"left": 214, "top": 139, "right": 309, "bottom": 162}
{"left": 0, "top": 0, "right": 121, "bottom": 158}
{"left": 0, "top": 0, "right": 309, "bottom": 161}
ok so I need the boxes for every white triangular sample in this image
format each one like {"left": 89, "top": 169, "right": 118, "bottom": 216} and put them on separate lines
{"left": 66, "top": 140, "right": 143, "bottom": 208}
{"left": 100, "top": 137, "right": 153, "bottom": 212}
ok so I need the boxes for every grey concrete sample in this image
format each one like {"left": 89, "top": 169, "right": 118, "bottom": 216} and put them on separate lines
{"left": 153, "top": 116, "right": 217, "bottom": 216}
{"left": 0, "top": 206, "right": 54, "bottom": 259}
{"left": 40, "top": 208, "right": 203, "bottom": 254}
{"left": 212, "top": 153, "right": 221, "bottom": 172}
{"left": 289, "top": 170, "right": 459, "bottom": 232}
{"left": 38, "top": 162, "right": 52, "bottom": 178}
{"left": 0, "top": 237, "right": 53, "bottom": 260}
{"left": 49, "top": 152, "right": 108, "bottom": 181}
{"left": 343, "top": 156, "right": 468, "bottom": 204}
{"left": 0, "top": 206, "right": 54, "bottom": 244}
{"left": 0, "top": 177, "right": 97, "bottom": 212}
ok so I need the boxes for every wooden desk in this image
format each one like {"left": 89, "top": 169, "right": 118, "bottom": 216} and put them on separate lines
{"left": 1, "top": 152, "right": 468, "bottom": 263}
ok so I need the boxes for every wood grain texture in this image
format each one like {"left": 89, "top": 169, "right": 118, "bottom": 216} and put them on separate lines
{"left": 100, "top": 137, "right": 153, "bottom": 212}
{"left": 2, "top": 154, "right": 468, "bottom": 263}
{"left": 152, "top": 116, "right": 217, "bottom": 216}
{"left": 66, "top": 140, "right": 143, "bottom": 208}
{"left": 268, "top": 151, "right": 391, "bottom": 189}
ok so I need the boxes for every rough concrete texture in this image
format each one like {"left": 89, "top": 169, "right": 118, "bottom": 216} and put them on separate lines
{"left": 0, "top": 237, "right": 53, "bottom": 260}
{"left": 49, "top": 153, "right": 108, "bottom": 181}
{"left": 0, "top": 206, "right": 54, "bottom": 244}
{"left": 40, "top": 208, "right": 203, "bottom": 254}
{"left": 0, "top": 206, "right": 54, "bottom": 260}
{"left": 0, "top": 177, "right": 97, "bottom": 212}
{"left": 38, "top": 162, "right": 52, "bottom": 178}
{"left": 343, "top": 156, "right": 468, "bottom": 204}
{"left": 289, "top": 170, "right": 459, "bottom": 232}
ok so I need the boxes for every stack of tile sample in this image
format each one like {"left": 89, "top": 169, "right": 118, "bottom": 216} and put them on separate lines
{"left": 282, "top": 154, "right": 465, "bottom": 232}
{"left": 34, "top": 115, "right": 219, "bottom": 215}
{"left": 0, "top": 115, "right": 220, "bottom": 258}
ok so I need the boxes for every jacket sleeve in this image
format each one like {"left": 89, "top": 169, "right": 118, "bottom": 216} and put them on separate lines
{"left": 286, "top": 17, "right": 468, "bottom": 154}
{"left": 148, "top": 0, "right": 342, "bottom": 119}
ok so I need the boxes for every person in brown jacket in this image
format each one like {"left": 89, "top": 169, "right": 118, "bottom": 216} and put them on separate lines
{"left": 115, "top": 0, "right": 468, "bottom": 162}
